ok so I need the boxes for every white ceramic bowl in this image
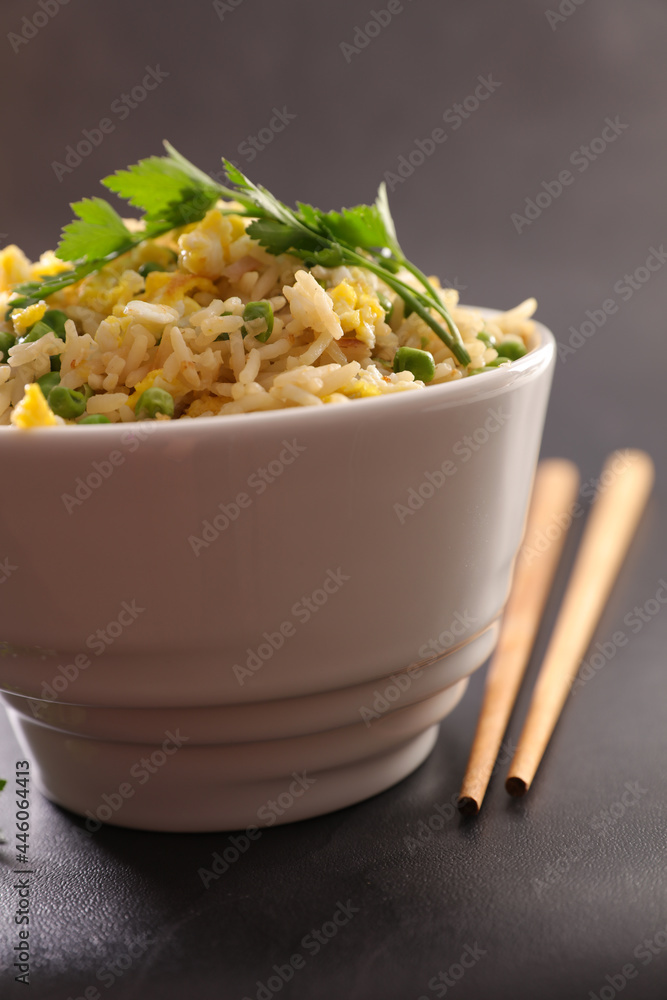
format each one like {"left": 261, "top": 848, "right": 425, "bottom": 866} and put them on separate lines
{"left": 0, "top": 312, "right": 555, "bottom": 831}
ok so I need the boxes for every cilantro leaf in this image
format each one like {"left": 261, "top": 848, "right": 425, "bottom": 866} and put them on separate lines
{"left": 6, "top": 146, "right": 236, "bottom": 311}
{"left": 317, "top": 204, "right": 392, "bottom": 253}
{"left": 223, "top": 160, "right": 307, "bottom": 230}
{"left": 103, "top": 157, "right": 201, "bottom": 215}
{"left": 143, "top": 186, "right": 221, "bottom": 234}
{"left": 55, "top": 198, "right": 133, "bottom": 264}
{"left": 103, "top": 153, "right": 222, "bottom": 228}
{"left": 247, "top": 218, "right": 325, "bottom": 257}
{"left": 163, "top": 142, "right": 238, "bottom": 201}
{"left": 296, "top": 202, "right": 322, "bottom": 228}
{"left": 290, "top": 245, "right": 347, "bottom": 268}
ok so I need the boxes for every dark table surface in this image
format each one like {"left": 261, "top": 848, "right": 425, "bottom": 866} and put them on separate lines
{"left": 1, "top": 0, "right": 666, "bottom": 997}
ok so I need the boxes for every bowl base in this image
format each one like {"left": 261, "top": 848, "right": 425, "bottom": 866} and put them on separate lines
{"left": 30, "top": 724, "right": 440, "bottom": 833}
{"left": 3, "top": 677, "right": 469, "bottom": 832}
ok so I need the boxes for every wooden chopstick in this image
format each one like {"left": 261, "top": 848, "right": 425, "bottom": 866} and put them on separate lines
{"left": 457, "top": 459, "right": 581, "bottom": 815}
{"left": 506, "top": 449, "right": 655, "bottom": 797}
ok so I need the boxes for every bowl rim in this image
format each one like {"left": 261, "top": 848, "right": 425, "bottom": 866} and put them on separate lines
{"left": 0, "top": 306, "right": 555, "bottom": 438}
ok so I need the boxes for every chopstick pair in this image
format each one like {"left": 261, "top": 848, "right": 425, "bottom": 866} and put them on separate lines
{"left": 458, "top": 449, "right": 654, "bottom": 816}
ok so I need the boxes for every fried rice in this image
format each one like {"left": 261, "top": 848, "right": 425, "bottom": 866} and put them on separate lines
{"left": 0, "top": 207, "right": 537, "bottom": 427}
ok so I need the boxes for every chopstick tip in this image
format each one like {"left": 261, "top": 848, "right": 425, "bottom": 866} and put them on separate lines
{"left": 457, "top": 795, "right": 480, "bottom": 817}
{"left": 505, "top": 775, "right": 528, "bottom": 797}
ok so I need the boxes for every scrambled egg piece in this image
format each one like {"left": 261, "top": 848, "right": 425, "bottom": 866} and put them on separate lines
{"left": 11, "top": 301, "right": 47, "bottom": 335}
{"left": 185, "top": 394, "right": 227, "bottom": 418}
{"left": 143, "top": 271, "right": 218, "bottom": 311}
{"left": 178, "top": 209, "right": 241, "bottom": 278}
{"left": 72, "top": 243, "right": 176, "bottom": 314}
{"left": 79, "top": 269, "right": 144, "bottom": 315}
{"left": 0, "top": 245, "right": 31, "bottom": 293}
{"left": 10, "top": 384, "right": 58, "bottom": 429}
{"left": 124, "top": 369, "right": 165, "bottom": 411}
{"left": 328, "top": 281, "right": 385, "bottom": 349}
{"left": 337, "top": 378, "right": 383, "bottom": 399}
{"left": 31, "top": 251, "right": 73, "bottom": 279}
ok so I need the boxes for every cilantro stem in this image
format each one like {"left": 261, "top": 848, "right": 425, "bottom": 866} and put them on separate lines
{"left": 344, "top": 250, "right": 470, "bottom": 365}
{"left": 385, "top": 255, "right": 465, "bottom": 349}
{"left": 398, "top": 259, "right": 442, "bottom": 307}
{"left": 7, "top": 237, "right": 142, "bottom": 314}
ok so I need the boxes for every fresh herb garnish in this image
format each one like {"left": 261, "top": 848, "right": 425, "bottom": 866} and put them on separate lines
{"left": 5, "top": 144, "right": 471, "bottom": 365}
{"left": 57, "top": 197, "right": 134, "bottom": 263}
{"left": 0, "top": 330, "right": 16, "bottom": 361}
{"left": 223, "top": 157, "right": 470, "bottom": 364}
{"left": 5, "top": 147, "right": 226, "bottom": 317}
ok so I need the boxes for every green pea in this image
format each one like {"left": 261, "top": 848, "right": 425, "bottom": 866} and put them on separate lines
{"left": 47, "top": 386, "right": 87, "bottom": 419}
{"left": 477, "top": 330, "right": 495, "bottom": 348}
{"left": 41, "top": 310, "right": 69, "bottom": 338}
{"left": 495, "top": 340, "right": 527, "bottom": 360}
{"left": 0, "top": 330, "right": 16, "bottom": 361}
{"left": 393, "top": 346, "right": 436, "bottom": 383}
{"left": 21, "top": 310, "right": 69, "bottom": 344}
{"left": 138, "top": 262, "right": 167, "bottom": 279}
{"left": 36, "top": 371, "right": 60, "bottom": 396}
{"left": 22, "top": 320, "right": 53, "bottom": 343}
{"left": 78, "top": 414, "right": 111, "bottom": 425}
{"left": 135, "top": 387, "right": 174, "bottom": 420}
{"left": 242, "top": 301, "right": 273, "bottom": 343}
{"left": 377, "top": 291, "right": 394, "bottom": 321}
{"left": 484, "top": 357, "right": 510, "bottom": 368}
{"left": 50, "top": 355, "right": 61, "bottom": 372}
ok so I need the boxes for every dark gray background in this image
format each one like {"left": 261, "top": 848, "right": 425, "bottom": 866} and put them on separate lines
{"left": 0, "top": 1, "right": 666, "bottom": 998}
